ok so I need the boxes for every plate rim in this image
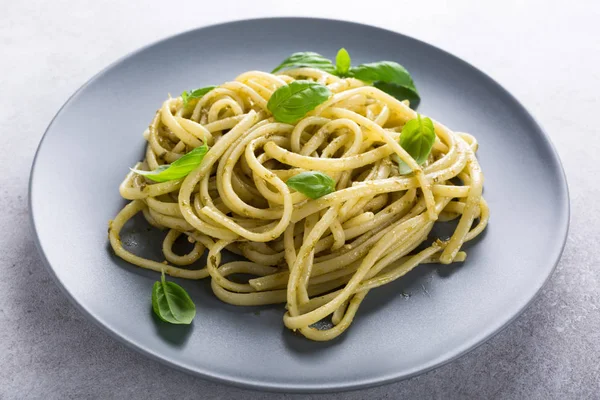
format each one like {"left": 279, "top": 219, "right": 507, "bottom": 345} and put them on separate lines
{"left": 29, "top": 16, "right": 570, "bottom": 393}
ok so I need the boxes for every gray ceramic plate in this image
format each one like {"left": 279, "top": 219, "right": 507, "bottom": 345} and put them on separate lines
{"left": 30, "top": 18, "right": 569, "bottom": 392}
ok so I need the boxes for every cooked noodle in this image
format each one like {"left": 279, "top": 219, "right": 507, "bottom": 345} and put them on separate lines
{"left": 108, "top": 68, "right": 488, "bottom": 341}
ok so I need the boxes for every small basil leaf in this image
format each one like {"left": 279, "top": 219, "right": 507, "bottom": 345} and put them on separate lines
{"left": 267, "top": 80, "right": 331, "bottom": 124}
{"left": 335, "top": 48, "right": 351, "bottom": 76}
{"left": 132, "top": 144, "right": 209, "bottom": 182}
{"left": 272, "top": 52, "right": 336, "bottom": 74}
{"left": 181, "top": 86, "right": 217, "bottom": 108}
{"left": 152, "top": 271, "right": 196, "bottom": 325}
{"left": 395, "top": 114, "right": 436, "bottom": 175}
{"left": 286, "top": 171, "right": 335, "bottom": 199}
{"left": 349, "top": 61, "right": 420, "bottom": 108}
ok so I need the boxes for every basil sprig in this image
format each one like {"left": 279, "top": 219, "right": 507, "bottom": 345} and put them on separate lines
{"left": 286, "top": 171, "right": 335, "bottom": 199}
{"left": 395, "top": 114, "right": 436, "bottom": 175}
{"left": 132, "top": 144, "right": 208, "bottom": 182}
{"left": 152, "top": 270, "right": 196, "bottom": 325}
{"left": 267, "top": 81, "right": 331, "bottom": 124}
{"left": 272, "top": 49, "right": 420, "bottom": 108}
{"left": 335, "top": 48, "right": 351, "bottom": 76}
{"left": 181, "top": 86, "right": 216, "bottom": 108}
{"left": 271, "top": 52, "right": 336, "bottom": 74}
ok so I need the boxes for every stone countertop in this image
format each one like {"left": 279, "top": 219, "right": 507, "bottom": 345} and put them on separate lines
{"left": 1, "top": 1, "right": 598, "bottom": 398}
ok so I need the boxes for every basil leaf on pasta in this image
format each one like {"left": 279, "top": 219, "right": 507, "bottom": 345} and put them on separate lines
{"left": 152, "top": 270, "right": 196, "bottom": 325}
{"left": 395, "top": 114, "right": 436, "bottom": 175}
{"left": 373, "top": 81, "right": 420, "bottom": 109}
{"left": 181, "top": 86, "right": 216, "bottom": 108}
{"left": 132, "top": 144, "right": 208, "bottom": 182}
{"left": 267, "top": 81, "right": 331, "bottom": 124}
{"left": 286, "top": 171, "right": 335, "bottom": 199}
{"left": 271, "top": 52, "right": 336, "bottom": 74}
{"left": 349, "top": 61, "right": 420, "bottom": 108}
{"left": 335, "top": 48, "right": 351, "bottom": 76}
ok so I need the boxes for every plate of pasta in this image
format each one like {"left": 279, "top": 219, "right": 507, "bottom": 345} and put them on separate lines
{"left": 30, "top": 18, "right": 569, "bottom": 391}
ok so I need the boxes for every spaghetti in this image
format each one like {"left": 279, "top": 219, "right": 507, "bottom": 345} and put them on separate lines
{"left": 109, "top": 67, "right": 488, "bottom": 341}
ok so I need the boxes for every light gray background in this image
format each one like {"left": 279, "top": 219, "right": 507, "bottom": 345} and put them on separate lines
{"left": 1, "top": 0, "right": 598, "bottom": 399}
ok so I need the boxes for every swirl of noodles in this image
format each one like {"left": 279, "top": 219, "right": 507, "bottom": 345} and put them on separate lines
{"left": 108, "top": 68, "right": 489, "bottom": 341}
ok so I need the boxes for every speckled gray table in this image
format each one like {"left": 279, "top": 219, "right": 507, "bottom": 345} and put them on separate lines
{"left": 1, "top": 1, "right": 598, "bottom": 399}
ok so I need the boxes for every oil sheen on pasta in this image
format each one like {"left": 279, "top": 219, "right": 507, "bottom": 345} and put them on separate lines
{"left": 108, "top": 67, "right": 489, "bottom": 341}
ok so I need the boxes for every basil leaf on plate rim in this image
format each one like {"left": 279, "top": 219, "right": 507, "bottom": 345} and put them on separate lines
{"left": 132, "top": 144, "right": 209, "bottom": 182}
{"left": 286, "top": 171, "right": 336, "bottom": 199}
{"left": 267, "top": 80, "right": 331, "bottom": 124}
{"left": 152, "top": 270, "right": 196, "bottom": 325}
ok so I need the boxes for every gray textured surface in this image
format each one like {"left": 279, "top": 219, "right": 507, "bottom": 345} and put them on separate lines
{"left": 1, "top": 0, "right": 598, "bottom": 399}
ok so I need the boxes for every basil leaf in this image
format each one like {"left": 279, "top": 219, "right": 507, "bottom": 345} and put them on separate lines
{"left": 349, "top": 61, "right": 416, "bottom": 89}
{"left": 373, "top": 81, "right": 420, "bottom": 108}
{"left": 395, "top": 114, "right": 436, "bottom": 175}
{"left": 335, "top": 48, "right": 351, "bottom": 76}
{"left": 286, "top": 171, "right": 335, "bottom": 199}
{"left": 152, "top": 271, "right": 196, "bottom": 325}
{"left": 267, "top": 80, "right": 331, "bottom": 124}
{"left": 181, "top": 86, "right": 216, "bottom": 108}
{"left": 349, "top": 61, "right": 420, "bottom": 108}
{"left": 132, "top": 144, "right": 208, "bottom": 182}
{"left": 272, "top": 52, "right": 336, "bottom": 74}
